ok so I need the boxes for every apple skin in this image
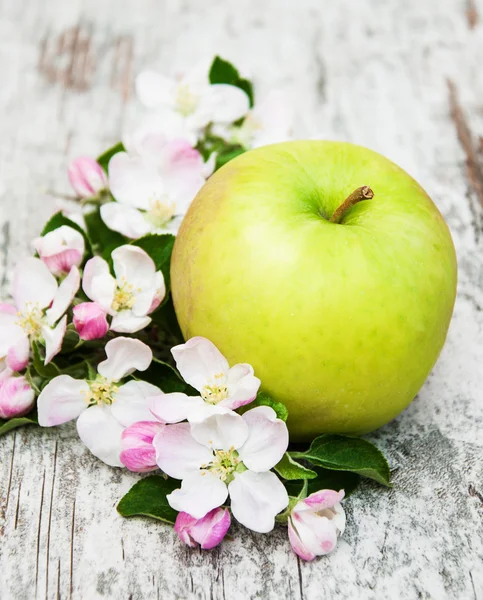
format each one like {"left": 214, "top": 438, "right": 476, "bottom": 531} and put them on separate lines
{"left": 170, "top": 141, "right": 457, "bottom": 439}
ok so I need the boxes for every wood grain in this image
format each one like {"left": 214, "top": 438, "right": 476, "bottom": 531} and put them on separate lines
{"left": 0, "top": 0, "right": 482, "bottom": 598}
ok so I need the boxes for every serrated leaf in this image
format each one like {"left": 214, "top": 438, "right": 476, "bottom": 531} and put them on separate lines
{"left": 97, "top": 142, "right": 125, "bottom": 173}
{"left": 208, "top": 56, "right": 254, "bottom": 107}
{"left": 292, "top": 434, "right": 391, "bottom": 487}
{"left": 32, "top": 342, "right": 61, "bottom": 380}
{"left": 247, "top": 392, "right": 288, "bottom": 422}
{"left": 138, "top": 357, "right": 197, "bottom": 395}
{"left": 132, "top": 234, "right": 175, "bottom": 292}
{"left": 284, "top": 467, "right": 360, "bottom": 499}
{"left": 41, "top": 211, "right": 92, "bottom": 256}
{"left": 84, "top": 208, "right": 127, "bottom": 259}
{"left": 274, "top": 453, "right": 317, "bottom": 480}
{"left": 0, "top": 411, "right": 38, "bottom": 438}
{"left": 117, "top": 475, "right": 179, "bottom": 524}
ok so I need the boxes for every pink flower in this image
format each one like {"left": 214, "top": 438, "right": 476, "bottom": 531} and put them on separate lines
{"left": 288, "top": 490, "right": 346, "bottom": 561}
{"left": 174, "top": 508, "right": 231, "bottom": 550}
{"left": 73, "top": 302, "right": 109, "bottom": 340}
{"left": 0, "top": 371, "right": 35, "bottom": 419}
{"left": 120, "top": 420, "right": 163, "bottom": 472}
{"left": 68, "top": 157, "right": 107, "bottom": 198}
{"left": 33, "top": 225, "right": 85, "bottom": 276}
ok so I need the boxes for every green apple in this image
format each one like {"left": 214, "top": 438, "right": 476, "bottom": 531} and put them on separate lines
{"left": 171, "top": 141, "right": 457, "bottom": 439}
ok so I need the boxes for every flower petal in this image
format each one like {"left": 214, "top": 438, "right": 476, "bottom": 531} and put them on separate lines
{"left": 167, "top": 471, "right": 228, "bottom": 519}
{"left": 135, "top": 70, "right": 175, "bottom": 108}
{"left": 76, "top": 404, "right": 124, "bottom": 467}
{"left": 221, "top": 363, "right": 260, "bottom": 410}
{"left": 188, "top": 405, "right": 248, "bottom": 451}
{"left": 0, "top": 374, "right": 35, "bottom": 419}
{"left": 111, "top": 380, "right": 162, "bottom": 426}
{"left": 287, "top": 517, "right": 317, "bottom": 562}
{"left": 68, "top": 157, "right": 107, "bottom": 197}
{"left": 0, "top": 310, "right": 25, "bottom": 357}
{"left": 228, "top": 470, "right": 288, "bottom": 533}
{"left": 97, "top": 337, "right": 152, "bottom": 381}
{"left": 171, "top": 337, "right": 229, "bottom": 392}
{"left": 46, "top": 266, "right": 80, "bottom": 326}
{"left": 82, "top": 256, "right": 116, "bottom": 311}
{"left": 153, "top": 422, "right": 213, "bottom": 479}
{"left": 6, "top": 335, "right": 30, "bottom": 371}
{"left": 295, "top": 490, "right": 345, "bottom": 514}
{"left": 288, "top": 510, "right": 338, "bottom": 558}
{"left": 111, "top": 245, "right": 157, "bottom": 315}
{"left": 37, "top": 375, "right": 89, "bottom": 426}
{"left": 42, "top": 315, "right": 67, "bottom": 365}
{"left": 174, "top": 507, "right": 231, "bottom": 550}
{"left": 199, "top": 84, "right": 250, "bottom": 124}
{"left": 73, "top": 302, "right": 109, "bottom": 341}
{"left": 120, "top": 420, "right": 163, "bottom": 472}
{"left": 33, "top": 225, "right": 85, "bottom": 276}
{"left": 100, "top": 203, "right": 152, "bottom": 239}
{"left": 109, "top": 311, "right": 152, "bottom": 333}
{"left": 108, "top": 152, "right": 165, "bottom": 210}
{"left": 237, "top": 406, "right": 289, "bottom": 472}
{"left": 250, "top": 90, "right": 293, "bottom": 147}
{"left": 13, "top": 257, "right": 57, "bottom": 311}
{"left": 150, "top": 392, "right": 204, "bottom": 423}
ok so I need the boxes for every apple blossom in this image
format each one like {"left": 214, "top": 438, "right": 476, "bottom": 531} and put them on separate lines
{"left": 68, "top": 156, "right": 107, "bottom": 198}
{"left": 33, "top": 225, "right": 85, "bottom": 276}
{"left": 73, "top": 302, "right": 109, "bottom": 340}
{"left": 82, "top": 245, "right": 165, "bottom": 333}
{"left": 154, "top": 405, "right": 289, "bottom": 533}
{"left": 135, "top": 67, "right": 250, "bottom": 133}
{"left": 120, "top": 420, "right": 163, "bottom": 472}
{"left": 102, "top": 141, "right": 214, "bottom": 238}
{"left": 174, "top": 507, "right": 231, "bottom": 550}
{"left": 288, "top": 489, "right": 346, "bottom": 561}
{"left": 37, "top": 337, "right": 162, "bottom": 466}
{"left": 150, "top": 337, "right": 261, "bottom": 424}
{"left": 0, "top": 259, "right": 80, "bottom": 369}
{"left": 0, "top": 370, "right": 35, "bottom": 419}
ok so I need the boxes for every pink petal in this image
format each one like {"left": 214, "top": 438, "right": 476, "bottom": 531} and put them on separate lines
{"left": 6, "top": 335, "right": 30, "bottom": 371}
{"left": 287, "top": 518, "right": 316, "bottom": 562}
{"left": 174, "top": 507, "right": 231, "bottom": 550}
{"left": 0, "top": 374, "right": 35, "bottom": 419}
{"left": 222, "top": 363, "right": 260, "bottom": 410}
{"left": 42, "top": 315, "right": 67, "bottom": 364}
{"left": 120, "top": 421, "right": 163, "bottom": 472}
{"left": 296, "top": 490, "right": 345, "bottom": 514}
{"left": 73, "top": 302, "right": 109, "bottom": 340}
{"left": 171, "top": 337, "right": 229, "bottom": 392}
{"left": 68, "top": 156, "right": 107, "bottom": 198}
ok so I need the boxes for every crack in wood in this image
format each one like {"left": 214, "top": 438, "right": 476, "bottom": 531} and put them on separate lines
{"left": 469, "top": 484, "right": 483, "bottom": 505}
{"left": 467, "top": 0, "right": 479, "bottom": 29}
{"left": 45, "top": 439, "right": 59, "bottom": 600}
{"left": 14, "top": 479, "right": 21, "bottom": 530}
{"left": 296, "top": 556, "right": 304, "bottom": 600}
{"left": 0, "top": 221, "right": 10, "bottom": 292}
{"left": 111, "top": 35, "right": 134, "bottom": 103}
{"left": 69, "top": 497, "right": 76, "bottom": 599}
{"left": 4, "top": 431, "right": 16, "bottom": 517}
{"left": 35, "top": 470, "right": 46, "bottom": 597}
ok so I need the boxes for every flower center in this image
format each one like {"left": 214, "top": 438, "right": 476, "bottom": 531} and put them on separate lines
{"left": 203, "top": 447, "right": 240, "bottom": 482}
{"left": 201, "top": 373, "right": 229, "bottom": 404}
{"left": 16, "top": 303, "right": 45, "bottom": 339}
{"left": 85, "top": 376, "right": 119, "bottom": 406}
{"left": 175, "top": 84, "right": 199, "bottom": 117}
{"left": 112, "top": 278, "right": 136, "bottom": 311}
{"left": 146, "top": 196, "right": 176, "bottom": 228}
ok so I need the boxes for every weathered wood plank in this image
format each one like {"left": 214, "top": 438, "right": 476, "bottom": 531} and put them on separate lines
{"left": 0, "top": 0, "right": 482, "bottom": 599}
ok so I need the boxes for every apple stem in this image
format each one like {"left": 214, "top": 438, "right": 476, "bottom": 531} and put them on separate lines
{"left": 329, "top": 186, "right": 374, "bottom": 224}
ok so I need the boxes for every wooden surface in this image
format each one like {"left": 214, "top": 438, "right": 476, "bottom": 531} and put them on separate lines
{"left": 1, "top": 1, "right": 483, "bottom": 598}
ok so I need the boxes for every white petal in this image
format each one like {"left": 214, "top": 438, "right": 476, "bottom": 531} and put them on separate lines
{"left": 289, "top": 510, "right": 339, "bottom": 557}
{"left": 37, "top": 375, "right": 88, "bottom": 426}
{"left": 108, "top": 152, "right": 165, "bottom": 210}
{"left": 82, "top": 256, "right": 116, "bottom": 311}
{"left": 150, "top": 392, "right": 204, "bottom": 423}
{"left": 13, "top": 257, "right": 57, "bottom": 311}
{"left": 97, "top": 337, "right": 152, "bottom": 381}
{"left": 6, "top": 334, "right": 30, "bottom": 371}
{"left": 250, "top": 90, "right": 293, "bottom": 147}
{"left": 188, "top": 405, "right": 248, "bottom": 451}
{"left": 153, "top": 422, "right": 213, "bottom": 479}
{"left": 111, "top": 380, "right": 162, "bottom": 426}
{"left": 228, "top": 470, "right": 288, "bottom": 533}
{"left": 42, "top": 315, "right": 67, "bottom": 365}
{"left": 111, "top": 245, "right": 157, "bottom": 315}
{"left": 100, "top": 203, "right": 153, "bottom": 239}
{"left": 171, "top": 337, "right": 229, "bottom": 392}
{"left": 222, "top": 363, "right": 261, "bottom": 410}
{"left": 46, "top": 266, "right": 80, "bottom": 326}
{"left": 76, "top": 404, "right": 124, "bottom": 467}
{"left": 0, "top": 310, "right": 25, "bottom": 356}
{"left": 110, "top": 311, "right": 152, "bottom": 333}
{"left": 167, "top": 471, "right": 228, "bottom": 519}
{"left": 199, "top": 84, "right": 250, "bottom": 124}
{"left": 135, "top": 70, "right": 175, "bottom": 108}
{"left": 237, "top": 406, "right": 289, "bottom": 472}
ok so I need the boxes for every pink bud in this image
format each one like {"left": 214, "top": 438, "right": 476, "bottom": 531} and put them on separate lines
{"left": 73, "top": 302, "right": 109, "bottom": 340}
{"left": 120, "top": 421, "right": 164, "bottom": 472}
{"left": 174, "top": 508, "right": 231, "bottom": 550}
{"left": 0, "top": 373, "right": 35, "bottom": 419}
{"left": 33, "top": 225, "right": 85, "bottom": 276}
{"left": 68, "top": 156, "right": 107, "bottom": 198}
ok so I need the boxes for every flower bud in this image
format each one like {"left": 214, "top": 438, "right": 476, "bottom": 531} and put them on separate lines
{"left": 68, "top": 156, "right": 107, "bottom": 198}
{"left": 174, "top": 507, "right": 231, "bottom": 550}
{"left": 33, "top": 226, "right": 85, "bottom": 276}
{"left": 120, "top": 421, "right": 163, "bottom": 472}
{"left": 73, "top": 302, "right": 109, "bottom": 340}
{"left": 288, "top": 489, "right": 346, "bottom": 561}
{"left": 0, "top": 373, "right": 35, "bottom": 419}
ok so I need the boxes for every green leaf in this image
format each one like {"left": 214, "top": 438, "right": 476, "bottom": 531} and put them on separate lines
{"left": 117, "top": 475, "right": 179, "bottom": 524}
{"left": 292, "top": 434, "right": 391, "bottom": 487}
{"left": 208, "top": 56, "right": 254, "bottom": 107}
{"left": 284, "top": 467, "right": 360, "bottom": 498}
{"left": 274, "top": 453, "right": 317, "bottom": 480}
{"left": 41, "top": 211, "right": 92, "bottom": 256}
{"left": 84, "top": 208, "right": 127, "bottom": 260}
{"left": 150, "top": 295, "right": 184, "bottom": 344}
{"left": 97, "top": 142, "right": 125, "bottom": 173}
{"left": 132, "top": 234, "right": 175, "bottom": 291}
{"left": 31, "top": 342, "right": 61, "bottom": 380}
{"left": 246, "top": 392, "right": 288, "bottom": 422}
{"left": 138, "top": 357, "right": 197, "bottom": 395}
{"left": 0, "top": 411, "right": 38, "bottom": 438}
{"left": 215, "top": 146, "right": 246, "bottom": 170}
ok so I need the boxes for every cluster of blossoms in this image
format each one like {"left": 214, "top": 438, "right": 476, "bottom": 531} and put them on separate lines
{"left": 0, "top": 57, "right": 353, "bottom": 562}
